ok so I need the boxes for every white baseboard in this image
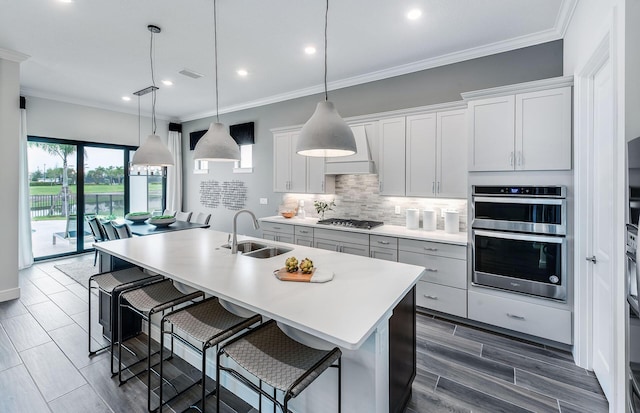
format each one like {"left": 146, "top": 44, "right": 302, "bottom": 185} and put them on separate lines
{"left": 0, "top": 287, "right": 20, "bottom": 302}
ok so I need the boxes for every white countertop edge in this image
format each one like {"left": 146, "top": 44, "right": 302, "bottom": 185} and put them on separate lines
{"left": 259, "top": 216, "right": 468, "bottom": 245}
{"left": 94, "top": 234, "right": 423, "bottom": 350}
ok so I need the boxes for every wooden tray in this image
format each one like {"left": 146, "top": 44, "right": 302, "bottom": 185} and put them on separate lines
{"left": 274, "top": 267, "right": 316, "bottom": 282}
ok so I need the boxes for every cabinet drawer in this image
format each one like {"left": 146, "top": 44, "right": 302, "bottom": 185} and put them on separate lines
{"left": 370, "top": 246, "right": 398, "bottom": 262}
{"left": 314, "top": 228, "right": 369, "bottom": 246}
{"left": 399, "top": 238, "right": 466, "bottom": 259}
{"left": 399, "top": 251, "right": 466, "bottom": 289}
{"left": 294, "top": 226, "right": 314, "bottom": 237}
{"left": 416, "top": 282, "right": 467, "bottom": 318}
{"left": 260, "top": 221, "right": 294, "bottom": 234}
{"left": 468, "top": 291, "right": 572, "bottom": 344}
{"left": 370, "top": 235, "right": 398, "bottom": 249}
{"left": 294, "top": 236, "right": 313, "bottom": 247}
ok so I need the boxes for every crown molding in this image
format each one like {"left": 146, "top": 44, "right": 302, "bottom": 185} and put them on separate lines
{"left": 461, "top": 75, "right": 574, "bottom": 101}
{"left": 555, "top": 0, "right": 579, "bottom": 38}
{"left": 21, "top": 87, "right": 174, "bottom": 122}
{"left": 0, "top": 48, "right": 29, "bottom": 63}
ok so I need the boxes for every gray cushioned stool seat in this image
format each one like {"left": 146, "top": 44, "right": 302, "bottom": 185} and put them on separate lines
{"left": 221, "top": 320, "right": 341, "bottom": 398}
{"left": 91, "top": 267, "right": 153, "bottom": 293}
{"left": 121, "top": 279, "right": 197, "bottom": 314}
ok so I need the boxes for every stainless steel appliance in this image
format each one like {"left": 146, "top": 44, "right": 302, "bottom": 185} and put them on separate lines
{"left": 316, "top": 218, "right": 384, "bottom": 229}
{"left": 471, "top": 185, "right": 567, "bottom": 301}
{"left": 627, "top": 224, "right": 639, "bottom": 316}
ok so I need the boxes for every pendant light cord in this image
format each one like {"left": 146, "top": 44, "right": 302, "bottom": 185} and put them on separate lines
{"left": 149, "top": 28, "right": 157, "bottom": 134}
{"left": 137, "top": 95, "right": 141, "bottom": 146}
{"left": 324, "top": 0, "right": 329, "bottom": 101}
{"left": 214, "top": 0, "right": 220, "bottom": 122}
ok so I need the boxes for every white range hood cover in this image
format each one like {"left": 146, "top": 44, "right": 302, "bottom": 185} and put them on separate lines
{"left": 325, "top": 125, "right": 375, "bottom": 175}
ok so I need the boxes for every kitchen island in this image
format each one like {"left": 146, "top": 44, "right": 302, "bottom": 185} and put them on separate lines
{"left": 94, "top": 228, "right": 425, "bottom": 413}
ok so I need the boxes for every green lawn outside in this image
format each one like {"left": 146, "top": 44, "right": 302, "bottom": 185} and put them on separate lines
{"left": 29, "top": 183, "right": 163, "bottom": 195}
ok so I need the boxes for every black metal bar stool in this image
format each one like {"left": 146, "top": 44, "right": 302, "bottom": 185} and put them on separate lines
{"left": 157, "top": 297, "right": 262, "bottom": 412}
{"left": 117, "top": 279, "right": 204, "bottom": 412}
{"left": 87, "top": 267, "right": 162, "bottom": 374}
{"left": 217, "top": 319, "right": 342, "bottom": 413}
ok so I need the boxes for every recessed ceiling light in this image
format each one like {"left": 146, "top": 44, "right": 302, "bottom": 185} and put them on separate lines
{"left": 304, "top": 46, "right": 316, "bottom": 55}
{"left": 121, "top": 96, "right": 131, "bottom": 101}
{"left": 407, "top": 9, "right": 422, "bottom": 20}
{"left": 59, "top": 0, "right": 73, "bottom": 3}
{"left": 237, "top": 69, "right": 248, "bottom": 77}
{"left": 161, "top": 80, "right": 173, "bottom": 86}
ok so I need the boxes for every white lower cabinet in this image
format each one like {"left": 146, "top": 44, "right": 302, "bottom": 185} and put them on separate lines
{"left": 294, "top": 226, "right": 314, "bottom": 247}
{"left": 313, "top": 228, "right": 370, "bottom": 257}
{"left": 261, "top": 222, "right": 295, "bottom": 244}
{"left": 398, "top": 239, "right": 467, "bottom": 317}
{"left": 369, "top": 235, "right": 398, "bottom": 261}
{"left": 416, "top": 282, "right": 467, "bottom": 318}
{"left": 468, "top": 290, "right": 572, "bottom": 344}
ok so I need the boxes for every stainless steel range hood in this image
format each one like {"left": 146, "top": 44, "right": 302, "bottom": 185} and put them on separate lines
{"left": 325, "top": 124, "right": 376, "bottom": 174}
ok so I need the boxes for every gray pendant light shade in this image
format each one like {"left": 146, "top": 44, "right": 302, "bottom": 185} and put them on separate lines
{"left": 132, "top": 134, "right": 175, "bottom": 166}
{"left": 193, "top": 122, "right": 240, "bottom": 162}
{"left": 296, "top": 101, "right": 356, "bottom": 157}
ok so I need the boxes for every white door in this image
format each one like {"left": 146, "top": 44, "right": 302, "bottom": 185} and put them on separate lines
{"left": 289, "top": 133, "right": 307, "bottom": 193}
{"left": 437, "top": 109, "right": 467, "bottom": 198}
{"left": 590, "top": 57, "right": 615, "bottom": 401}
{"left": 467, "top": 95, "right": 515, "bottom": 171}
{"left": 273, "top": 132, "right": 291, "bottom": 192}
{"left": 378, "top": 117, "right": 406, "bottom": 196}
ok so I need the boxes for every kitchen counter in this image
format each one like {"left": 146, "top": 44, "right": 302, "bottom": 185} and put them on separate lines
{"left": 260, "top": 215, "right": 468, "bottom": 245}
{"left": 95, "top": 228, "right": 424, "bottom": 413}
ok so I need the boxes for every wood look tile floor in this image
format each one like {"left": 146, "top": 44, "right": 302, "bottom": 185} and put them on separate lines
{"left": 0, "top": 255, "right": 608, "bottom": 413}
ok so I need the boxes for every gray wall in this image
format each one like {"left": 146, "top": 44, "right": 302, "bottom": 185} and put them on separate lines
{"left": 183, "top": 40, "right": 563, "bottom": 236}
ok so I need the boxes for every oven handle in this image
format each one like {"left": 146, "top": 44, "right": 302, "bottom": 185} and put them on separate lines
{"left": 472, "top": 196, "right": 565, "bottom": 205}
{"left": 472, "top": 229, "right": 564, "bottom": 244}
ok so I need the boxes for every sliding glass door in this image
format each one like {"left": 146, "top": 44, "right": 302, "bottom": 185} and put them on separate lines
{"left": 27, "top": 137, "right": 162, "bottom": 260}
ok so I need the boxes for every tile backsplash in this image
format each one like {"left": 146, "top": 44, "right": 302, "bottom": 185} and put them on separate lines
{"left": 282, "top": 174, "right": 468, "bottom": 231}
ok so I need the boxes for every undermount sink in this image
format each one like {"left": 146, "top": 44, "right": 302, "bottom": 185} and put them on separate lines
{"left": 221, "top": 241, "right": 292, "bottom": 258}
{"left": 221, "top": 241, "right": 267, "bottom": 253}
{"left": 243, "top": 246, "right": 293, "bottom": 259}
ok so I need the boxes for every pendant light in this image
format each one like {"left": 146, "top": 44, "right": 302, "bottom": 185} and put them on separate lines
{"left": 296, "top": 0, "right": 356, "bottom": 157}
{"left": 193, "top": 0, "right": 240, "bottom": 162}
{"left": 131, "top": 25, "right": 175, "bottom": 169}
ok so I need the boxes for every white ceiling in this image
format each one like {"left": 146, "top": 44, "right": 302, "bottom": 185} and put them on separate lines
{"left": 0, "top": 0, "right": 575, "bottom": 122}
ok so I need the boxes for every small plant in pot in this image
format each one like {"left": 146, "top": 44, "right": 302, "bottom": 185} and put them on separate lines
{"left": 314, "top": 200, "right": 335, "bottom": 219}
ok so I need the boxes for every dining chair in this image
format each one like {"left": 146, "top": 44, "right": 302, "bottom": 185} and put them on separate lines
{"left": 191, "top": 212, "right": 211, "bottom": 225}
{"left": 87, "top": 217, "right": 106, "bottom": 266}
{"left": 163, "top": 209, "right": 176, "bottom": 217}
{"left": 175, "top": 211, "right": 192, "bottom": 222}
{"left": 102, "top": 221, "right": 118, "bottom": 240}
{"left": 111, "top": 222, "right": 133, "bottom": 239}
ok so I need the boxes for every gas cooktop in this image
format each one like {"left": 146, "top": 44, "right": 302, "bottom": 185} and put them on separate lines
{"left": 316, "top": 218, "right": 384, "bottom": 230}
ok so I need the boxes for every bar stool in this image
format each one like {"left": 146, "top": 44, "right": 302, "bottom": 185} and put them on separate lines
{"left": 87, "top": 267, "right": 162, "bottom": 374}
{"left": 157, "top": 297, "right": 262, "bottom": 412}
{"left": 217, "top": 320, "right": 342, "bottom": 413}
{"left": 117, "top": 279, "right": 204, "bottom": 412}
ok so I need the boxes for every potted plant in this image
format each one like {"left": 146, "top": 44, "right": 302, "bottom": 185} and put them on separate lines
{"left": 314, "top": 200, "right": 335, "bottom": 219}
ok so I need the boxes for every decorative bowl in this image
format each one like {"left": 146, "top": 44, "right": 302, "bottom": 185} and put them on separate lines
{"left": 280, "top": 210, "right": 296, "bottom": 218}
{"left": 125, "top": 212, "right": 151, "bottom": 224}
{"left": 146, "top": 216, "right": 176, "bottom": 227}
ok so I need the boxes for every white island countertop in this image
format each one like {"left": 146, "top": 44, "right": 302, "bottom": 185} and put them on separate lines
{"left": 260, "top": 216, "right": 468, "bottom": 245}
{"left": 94, "top": 229, "right": 425, "bottom": 350}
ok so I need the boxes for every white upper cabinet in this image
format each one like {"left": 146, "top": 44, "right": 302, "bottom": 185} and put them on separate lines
{"left": 437, "top": 109, "right": 467, "bottom": 198}
{"left": 406, "top": 113, "right": 437, "bottom": 197}
{"left": 273, "top": 130, "right": 334, "bottom": 194}
{"left": 468, "top": 96, "right": 515, "bottom": 171}
{"left": 378, "top": 117, "right": 407, "bottom": 196}
{"left": 379, "top": 105, "right": 467, "bottom": 199}
{"left": 463, "top": 76, "right": 573, "bottom": 172}
{"left": 515, "top": 87, "right": 572, "bottom": 170}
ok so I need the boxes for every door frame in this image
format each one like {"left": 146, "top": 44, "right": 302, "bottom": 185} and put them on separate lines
{"left": 573, "top": 16, "right": 626, "bottom": 412}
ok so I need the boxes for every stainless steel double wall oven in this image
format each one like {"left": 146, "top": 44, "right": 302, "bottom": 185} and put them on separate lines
{"left": 471, "top": 186, "right": 568, "bottom": 301}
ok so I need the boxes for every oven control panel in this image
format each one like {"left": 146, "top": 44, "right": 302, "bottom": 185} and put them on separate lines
{"left": 472, "top": 185, "right": 566, "bottom": 198}
{"left": 628, "top": 226, "right": 638, "bottom": 257}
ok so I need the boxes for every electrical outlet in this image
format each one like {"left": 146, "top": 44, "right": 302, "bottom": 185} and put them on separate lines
{"left": 259, "top": 198, "right": 268, "bottom": 205}
{"left": 395, "top": 205, "right": 401, "bottom": 214}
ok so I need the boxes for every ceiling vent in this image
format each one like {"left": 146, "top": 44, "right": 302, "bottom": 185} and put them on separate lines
{"left": 179, "top": 68, "right": 204, "bottom": 79}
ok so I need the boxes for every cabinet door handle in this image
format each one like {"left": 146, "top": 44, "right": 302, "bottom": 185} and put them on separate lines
{"left": 377, "top": 240, "right": 390, "bottom": 245}
{"left": 300, "top": 230, "right": 309, "bottom": 234}
{"left": 506, "top": 313, "right": 526, "bottom": 320}
{"left": 321, "top": 180, "right": 324, "bottom": 192}
{"left": 273, "top": 226, "right": 281, "bottom": 230}
{"left": 426, "top": 268, "right": 438, "bottom": 272}
{"left": 437, "top": 181, "right": 440, "bottom": 193}
{"left": 510, "top": 151, "right": 514, "bottom": 166}
{"left": 424, "top": 295, "right": 438, "bottom": 300}
{"left": 432, "top": 181, "right": 435, "bottom": 194}
{"left": 424, "top": 247, "right": 438, "bottom": 251}
{"left": 380, "top": 182, "right": 383, "bottom": 192}
{"left": 517, "top": 151, "right": 523, "bottom": 166}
